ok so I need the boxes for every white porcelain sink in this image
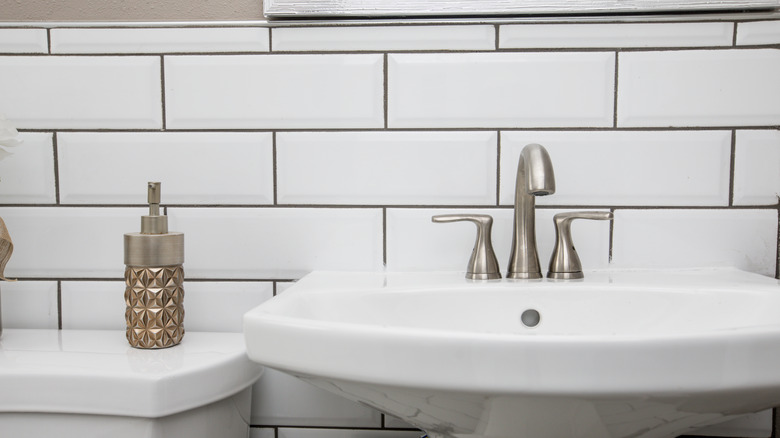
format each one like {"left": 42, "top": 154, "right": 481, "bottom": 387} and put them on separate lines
{"left": 243, "top": 268, "right": 780, "bottom": 438}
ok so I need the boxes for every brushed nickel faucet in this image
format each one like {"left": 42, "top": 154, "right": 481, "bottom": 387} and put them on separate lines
{"left": 507, "top": 144, "right": 556, "bottom": 279}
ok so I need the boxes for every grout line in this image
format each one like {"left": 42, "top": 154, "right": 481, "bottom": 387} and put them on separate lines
{"left": 46, "top": 28, "right": 52, "bottom": 54}
{"left": 160, "top": 55, "right": 167, "bottom": 130}
{"left": 268, "top": 27, "right": 273, "bottom": 52}
{"left": 383, "top": 207, "right": 388, "bottom": 267}
{"left": 383, "top": 53, "right": 389, "bottom": 129}
{"left": 3, "top": 204, "right": 777, "bottom": 210}
{"left": 272, "top": 281, "right": 278, "bottom": 296}
{"left": 732, "top": 22, "right": 739, "bottom": 46}
{"left": 496, "top": 131, "right": 502, "bottom": 206}
{"left": 776, "top": 201, "right": 779, "bottom": 280}
{"left": 15, "top": 126, "right": 780, "bottom": 133}
{"left": 272, "top": 132, "right": 278, "bottom": 205}
{"left": 52, "top": 133, "right": 61, "bottom": 205}
{"left": 494, "top": 24, "right": 500, "bottom": 50}
{"left": 57, "top": 280, "right": 62, "bottom": 330}
{"left": 608, "top": 207, "right": 615, "bottom": 262}
{"left": 613, "top": 51, "right": 620, "bottom": 128}
{"left": 728, "top": 130, "right": 736, "bottom": 207}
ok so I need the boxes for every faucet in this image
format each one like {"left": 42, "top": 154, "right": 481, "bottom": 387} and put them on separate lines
{"left": 507, "top": 144, "right": 555, "bottom": 279}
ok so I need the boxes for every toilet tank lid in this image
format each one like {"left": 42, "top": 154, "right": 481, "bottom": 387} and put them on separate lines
{"left": 0, "top": 330, "right": 264, "bottom": 418}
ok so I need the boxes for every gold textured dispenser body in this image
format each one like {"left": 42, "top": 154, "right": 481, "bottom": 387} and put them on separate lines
{"left": 124, "top": 182, "right": 185, "bottom": 349}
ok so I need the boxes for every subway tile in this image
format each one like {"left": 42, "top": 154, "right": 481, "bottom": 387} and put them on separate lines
{"left": 278, "top": 428, "right": 422, "bottom": 438}
{"left": 184, "top": 281, "right": 273, "bottom": 332}
{"left": 385, "top": 208, "right": 610, "bottom": 273}
{"left": 250, "top": 428, "right": 276, "bottom": 438}
{"left": 167, "top": 207, "right": 383, "bottom": 279}
{"left": 277, "top": 131, "right": 497, "bottom": 205}
{"left": 165, "top": 54, "right": 383, "bottom": 129}
{"left": 60, "top": 280, "right": 274, "bottom": 331}
{"left": 0, "top": 281, "right": 58, "bottom": 329}
{"left": 499, "top": 22, "right": 733, "bottom": 49}
{"left": 60, "top": 281, "right": 124, "bottom": 330}
{"left": 251, "top": 368, "right": 382, "bottom": 427}
{"left": 388, "top": 52, "right": 614, "bottom": 128}
{"left": 272, "top": 25, "right": 494, "bottom": 51}
{"left": 737, "top": 20, "right": 780, "bottom": 45}
{"left": 617, "top": 49, "right": 780, "bottom": 127}
{"left": 733, "top": 130, "right": 780, "bottom": 206}
{"left": 611, "top": 209, "right": 778, "bottom": 276}
{"left": 0, "top": 133, "right": 56, "bottom": 204}
{"left": 57, "top": 132, "right": 274, "bottom": 205}
{"left": 275, "top": 281, "right": 296, "bottom": 294}
{"left": 0, "top": 56, "right": 162, "bottom": 129}
{"left": 0, "top": 29, "right": 48, "bottom": 53}
{"left": 500, "top": 131, "right": 731, "bottom": 207}
{"left": 0, "top": 207, "right": 142, "bottom": 278}
{"left": 51, "top": 27, "right": 269, "bottom": 54}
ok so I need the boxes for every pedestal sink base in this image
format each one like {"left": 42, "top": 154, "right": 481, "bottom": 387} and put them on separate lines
{"left": 302, "top": 375, "right": 756, "bottom": 438}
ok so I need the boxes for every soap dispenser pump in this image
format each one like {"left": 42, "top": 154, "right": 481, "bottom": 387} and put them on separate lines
{"left": 124, "top": 182, "right": 185, "bottom": 349}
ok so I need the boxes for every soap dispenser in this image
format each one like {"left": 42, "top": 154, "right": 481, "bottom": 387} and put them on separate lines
{"left": 124, "top": 182, "right": 185, "bottom": 349}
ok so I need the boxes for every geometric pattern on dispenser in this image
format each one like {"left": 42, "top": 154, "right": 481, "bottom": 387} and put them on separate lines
{"left": 125, "top": 265, "right": 185, "bottom": 349}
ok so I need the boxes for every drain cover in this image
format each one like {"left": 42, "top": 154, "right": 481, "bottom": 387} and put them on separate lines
{"left": 520, "top": 309, "right": 540, "bottom": 328}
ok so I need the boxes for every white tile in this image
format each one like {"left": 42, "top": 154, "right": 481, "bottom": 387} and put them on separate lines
{"left": 617, "top": 49, "right": 780, "bottom": 127}
{"left": 500, "top": 22, "right": 733, "bottom": 49}
{"left": 388, "top": 52, "right": 614, "bottom": 128}
{"left": 733, "top": 130, "right": 780, "bottom": 206}
{"left": 275, "top": 281, "right": 296, "bottom": 294}
{"left": 251, "top": 368, "right": 382, "bottom": 427}
{"left": 167, "top": 208, "right": 383, "bottom": 279}
{"left": 250, "top": 428, "right": 276, "bottom": 438}
{"left": 0, "top": 133, "right": 56, "bottom": 204}
{"left": 0, "top": 281, "right": 58, "bottom": 329}
{"left": 278, "top": 428, "right": 422, "bottom": 438}
{"left": 611, "top": 209, "right": 778, "bottom": 276}
{"left": 0, "top": 207, "right": 143, "bottom": 278}
{"left": 500, "top": 131, "right": 731, "bottom": 207}
{"left": 57, "top": 132, "right": 274, "bottom": 205}
{"left": 0, "top": 29, "right": 48, "bottom": 53}
{"left": 61, "top": 281, "right": 124, "bottom": 330}
{"left": 51, "top": 27, "right": 269, "bottom": 54}
{"left": 165, "top": 54, "right": 383, "bottom": 129}
{"left": 184, "top": 281, "right": 273, "bottom": 332}
{"left": 0, "top": 56, "right": 162, "bottom": 129}
{"left": 737, "top": 20, "right": 780, "bottom": 46}
{"left": 272, "top": 25, "right": 494, "bottom": 51}
{"left": 277, "top": 131, "right": 497, "bottom": 205}
{"left": 386, "top": 208, "right": 610, "bottom": 273}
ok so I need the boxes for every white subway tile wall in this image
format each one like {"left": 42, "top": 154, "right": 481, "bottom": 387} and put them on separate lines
{"left": 272, "top": 24, "right": 495, "bottom": 51}
{"left": 0, "top": 17, "right": 778, "bottom": 438}
{"left": 498, "top": 22, "right": 734, "bottom": 48}
{"left": 50, "top": 27, "right": 270, "bottom": 54}
{"left": 57, "top": 132, "right": 274, "bottom": 204}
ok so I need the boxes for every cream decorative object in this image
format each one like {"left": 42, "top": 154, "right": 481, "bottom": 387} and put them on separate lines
{"left": 125, "top": 266, "right": 185, "bottom": 348}
{"left": 0, "top": 114, "right": 22, "bottom": 161}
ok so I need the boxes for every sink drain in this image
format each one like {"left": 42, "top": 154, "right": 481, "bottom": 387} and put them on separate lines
{"left": 520, "top": 309, "right": 541, "bottom": 328}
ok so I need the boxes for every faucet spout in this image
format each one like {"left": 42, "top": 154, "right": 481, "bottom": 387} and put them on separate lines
{"left": 507, "top": 144, "right": 555, "bottom": 279}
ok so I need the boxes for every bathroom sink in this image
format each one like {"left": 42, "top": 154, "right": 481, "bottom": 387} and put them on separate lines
{"left": 243, "top": 268, "right": 780, "bottom": 438}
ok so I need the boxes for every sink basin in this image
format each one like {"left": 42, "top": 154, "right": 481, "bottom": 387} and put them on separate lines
{"left": 243, "top": 268, "right": 780, "bottom": 438}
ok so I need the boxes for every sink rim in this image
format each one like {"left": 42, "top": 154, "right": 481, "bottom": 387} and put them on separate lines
{"left": 244, "top": 267, "right": 780, "bottom": 396}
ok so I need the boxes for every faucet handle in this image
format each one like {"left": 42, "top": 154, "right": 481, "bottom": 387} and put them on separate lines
{"left": 432, "top": 214, "right": 501, "bottom": 280}
{"left": 547, "top": 211, "right": 613, "bottom": 280}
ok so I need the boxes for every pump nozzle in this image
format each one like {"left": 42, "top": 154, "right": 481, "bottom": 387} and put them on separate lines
{"left": 141, "top": 181, "right": 168, "bottom": 234}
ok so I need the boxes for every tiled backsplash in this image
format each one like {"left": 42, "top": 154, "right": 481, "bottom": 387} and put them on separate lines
{"left": 1, "top": 14, "right": 779, "bottom": 438}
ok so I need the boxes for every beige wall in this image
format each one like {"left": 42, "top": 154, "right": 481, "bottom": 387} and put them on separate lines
{"left": 0, "top": 0, "right": 265, "bottom": 21}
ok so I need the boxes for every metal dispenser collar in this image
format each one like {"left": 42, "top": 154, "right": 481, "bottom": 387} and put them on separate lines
{"left": 141, "top": 182, "right": 168, "bottom": 235}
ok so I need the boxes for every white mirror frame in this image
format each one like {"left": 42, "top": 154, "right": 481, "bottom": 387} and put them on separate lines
{"left": 264, "top": 0, "right": 780, "bottom": 17}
